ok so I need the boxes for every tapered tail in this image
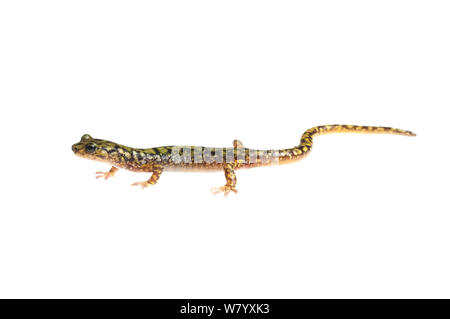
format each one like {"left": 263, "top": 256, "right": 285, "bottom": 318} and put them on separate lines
{"left": 299, "top": 124, "right": 415, "bottom": 152}
{"left": 277, "top": 124, "right": 415, "bottom": 164}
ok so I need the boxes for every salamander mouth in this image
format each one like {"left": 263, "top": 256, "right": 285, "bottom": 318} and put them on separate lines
{"left": 72, "top": 143, "right": 87, "bottom": 156}
{"left": 72, "top": 142, "right": 111, "bottom": 163}
{"left": 72, "top": 143, "right": 80, "bottom": 153}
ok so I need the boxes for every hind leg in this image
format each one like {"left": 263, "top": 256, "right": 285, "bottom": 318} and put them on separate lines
{"left": 233, "top": 139, "right": 244, "bottom": 148}
{"left": 211, "top": 163, "right": 238, "bottom": 196}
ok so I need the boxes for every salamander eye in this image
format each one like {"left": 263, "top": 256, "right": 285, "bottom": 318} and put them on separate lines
{"left": 85, "top": 143, "right": 97, "bottom": 153}
{"left": 81, "top": 134, "right": 92, "bottom": 141}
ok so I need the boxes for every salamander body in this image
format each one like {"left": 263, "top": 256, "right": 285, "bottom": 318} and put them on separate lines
{"left": 72, "top": 124, "right": 415, "bottom": 195}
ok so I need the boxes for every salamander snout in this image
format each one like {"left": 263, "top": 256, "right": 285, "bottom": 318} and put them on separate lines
{"left": 72, "top": 134, "right": 94, "bottom": 155}
{"left": 72, "top": 143, "right": 82, "bottom": 154}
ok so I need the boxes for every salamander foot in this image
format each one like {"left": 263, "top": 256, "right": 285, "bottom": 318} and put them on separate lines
{"left": 211, "top": 185, "right": 238, "bottom": 196}
{"left": 131, "top": 181, "right": 154, "bottom": 189}
{"left": 95, "top": 166, "right": 118, "bottom": 180}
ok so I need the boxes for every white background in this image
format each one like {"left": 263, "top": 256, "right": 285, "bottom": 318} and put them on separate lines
{"left": 0, "top": 1, "right": 449, "bottom": 298}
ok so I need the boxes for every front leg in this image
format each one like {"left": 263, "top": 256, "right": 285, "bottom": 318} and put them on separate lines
{"left": 131, "top": 165, "right": 164, "bottom": 189}
{"left": 212, "top": 163, "right": 238, "bottom": 196}
{"left": 96, "top": 166, "right": 118, "bottom": 180}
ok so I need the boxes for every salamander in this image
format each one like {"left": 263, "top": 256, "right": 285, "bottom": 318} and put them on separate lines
{"left": 72, "top": 124, "right": 415, "bottom": 195}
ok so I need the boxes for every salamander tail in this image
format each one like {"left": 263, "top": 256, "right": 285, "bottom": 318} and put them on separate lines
{"left": 277, "top": 124, "right": 415, "bottom": 164}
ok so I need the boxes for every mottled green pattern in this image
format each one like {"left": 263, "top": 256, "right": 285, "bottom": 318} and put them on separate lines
{"left": 72, "top": 125, "right": 415, "bottom": 194}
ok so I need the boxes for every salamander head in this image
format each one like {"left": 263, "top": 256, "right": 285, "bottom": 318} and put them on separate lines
{"left": 72, "top": 134, "right": 116, "bottom": 163}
